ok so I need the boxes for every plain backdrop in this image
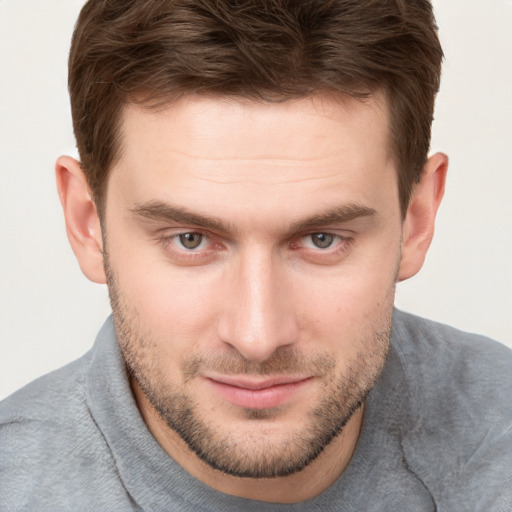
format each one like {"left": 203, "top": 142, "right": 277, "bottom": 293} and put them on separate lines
{"left": 1, "top": 0, "right": 511, "bottom": 400}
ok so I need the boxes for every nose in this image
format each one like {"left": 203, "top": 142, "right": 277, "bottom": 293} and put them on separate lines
{"left": 217, "top": 248, "right": 299, "bottom": 362}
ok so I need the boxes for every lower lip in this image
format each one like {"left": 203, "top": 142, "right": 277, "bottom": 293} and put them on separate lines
{"left": 205, "top": 378, "right": 311, "bottom": 409}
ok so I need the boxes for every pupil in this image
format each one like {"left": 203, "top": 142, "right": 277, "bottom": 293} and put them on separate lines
{"left": 312, "top": 233, "right": 333, "bottom": 249}
{"left": 179, "top": 233, "right": 202, "bottom": 249}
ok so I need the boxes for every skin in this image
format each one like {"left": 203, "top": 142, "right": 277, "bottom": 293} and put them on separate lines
{"left": 56, "top": 92, "right": 447, "bottom": 503}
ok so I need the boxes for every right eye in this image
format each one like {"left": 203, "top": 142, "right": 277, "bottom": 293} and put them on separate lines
{"left": 177, "top": 232, "right": 206, "bottom": 250}
{"left": 158, "top": 230, "right": 227, "bottom": 266}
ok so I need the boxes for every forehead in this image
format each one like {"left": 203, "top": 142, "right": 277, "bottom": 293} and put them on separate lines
{"left": 132, "top": 92, "right": 387, "bottom": 147}
{"left": 108, "top": 93, "right": 396, "bottom": 227}
{"left": 118, "top": 92, "right": 390, "bottom": 172}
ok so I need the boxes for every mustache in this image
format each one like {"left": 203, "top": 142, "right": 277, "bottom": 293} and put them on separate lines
{"left": 181, "top": 348, "right": 336, "bottom": 379}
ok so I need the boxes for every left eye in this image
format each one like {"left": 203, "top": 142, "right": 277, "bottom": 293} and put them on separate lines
{"left": 306, "top": 233, "right": 336, "bottom": 249}
{"left": 177, "top": 232, "right": 205, "bottom": 250}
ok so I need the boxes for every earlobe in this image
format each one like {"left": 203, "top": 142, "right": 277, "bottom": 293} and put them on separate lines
{"left": 398, "top": 152, "right": 448, "bottom": 282}
{"left": 55, "top": 156, "right": 107, "bottom": 284}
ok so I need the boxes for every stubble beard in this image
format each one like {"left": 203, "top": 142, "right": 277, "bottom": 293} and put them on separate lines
{"left": 104, "top": 254, "right": 392, "bottom": 479}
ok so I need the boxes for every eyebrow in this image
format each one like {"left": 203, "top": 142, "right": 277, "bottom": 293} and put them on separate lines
{"left": 131, "top": 200, "right": 377, "bottom": 235}
{"left": 287, "top": 204, "right": 377, "bottom": 233}
{"left": 131, "top": 201, "right": 236, "bottom": 232}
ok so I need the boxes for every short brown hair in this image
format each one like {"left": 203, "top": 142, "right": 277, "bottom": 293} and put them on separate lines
{"left": 69, "top": 0, "right": 443, "bottom": 216}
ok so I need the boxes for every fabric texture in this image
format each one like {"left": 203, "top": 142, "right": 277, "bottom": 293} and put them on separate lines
{"left": 1, "top": 310, "right": 511, "bottom": 511}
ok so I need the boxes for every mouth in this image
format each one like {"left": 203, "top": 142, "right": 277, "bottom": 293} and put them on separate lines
{"left": 202, "top": 374, "right": 314, "bottom": 410}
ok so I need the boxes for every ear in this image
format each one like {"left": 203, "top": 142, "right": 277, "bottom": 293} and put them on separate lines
{"left": 55, "top": 156, "right": 107, "bottom": 284}
{"left": 398, "top": 152, "right": 448, "bottom": 282}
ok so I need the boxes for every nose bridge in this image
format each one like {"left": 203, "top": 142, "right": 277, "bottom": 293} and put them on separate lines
{"left": 218, "top": 245, "right": 298, "bottom": 362}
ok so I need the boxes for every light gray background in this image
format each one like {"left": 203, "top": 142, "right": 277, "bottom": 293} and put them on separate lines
{"left": 1, "top": 0, "right": 511, "bottom": 399}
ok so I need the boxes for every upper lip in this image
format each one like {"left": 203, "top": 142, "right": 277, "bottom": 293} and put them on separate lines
{"left": 204, "top": 374, "right": 312, "bottom": 390}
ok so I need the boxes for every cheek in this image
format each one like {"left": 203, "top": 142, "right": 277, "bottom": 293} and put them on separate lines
{"left": 113, "top": 252, "right": 223, "bottom": 351}
{"left": 292, "top": 253, "right": 398, "bottom": 345}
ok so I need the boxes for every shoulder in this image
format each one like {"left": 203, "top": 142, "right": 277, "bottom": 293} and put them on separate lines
{"left": 392, "top": 308, "right": 512, "bottom": 371}
{"left": 391, "top": 310, "right": 512, "bottom": 510}
{"left": 391, "top": 309, "right": 512, "bottom": 429}
{"left": 0, "top": 356, "right": 89, "bottom": 497}
{"left": 392, "top": 309, "right": 512, "bottom": 391}
{"left": 0, "top": 352, "right": 91, "bottom": 426}
{"left": 0, "top": 352, "right": 127, "bottom": 510}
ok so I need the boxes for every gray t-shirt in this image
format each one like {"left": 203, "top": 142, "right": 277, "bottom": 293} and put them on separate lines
{"left": 1, "top": 310, "right": 511, "bottom": 511}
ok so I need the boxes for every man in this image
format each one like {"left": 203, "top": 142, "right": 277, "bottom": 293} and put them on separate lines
{"left": 1, "top": 0, "right": 511, "bottom": 510}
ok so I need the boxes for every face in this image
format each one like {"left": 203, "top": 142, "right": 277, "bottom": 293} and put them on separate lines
{"left": 102, "top": 93, "right": 402, "bottom": 478}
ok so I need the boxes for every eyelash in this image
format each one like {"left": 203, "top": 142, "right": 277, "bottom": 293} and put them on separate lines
{"left": 158, "top": 231, "right": 353, "bottom": 263}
